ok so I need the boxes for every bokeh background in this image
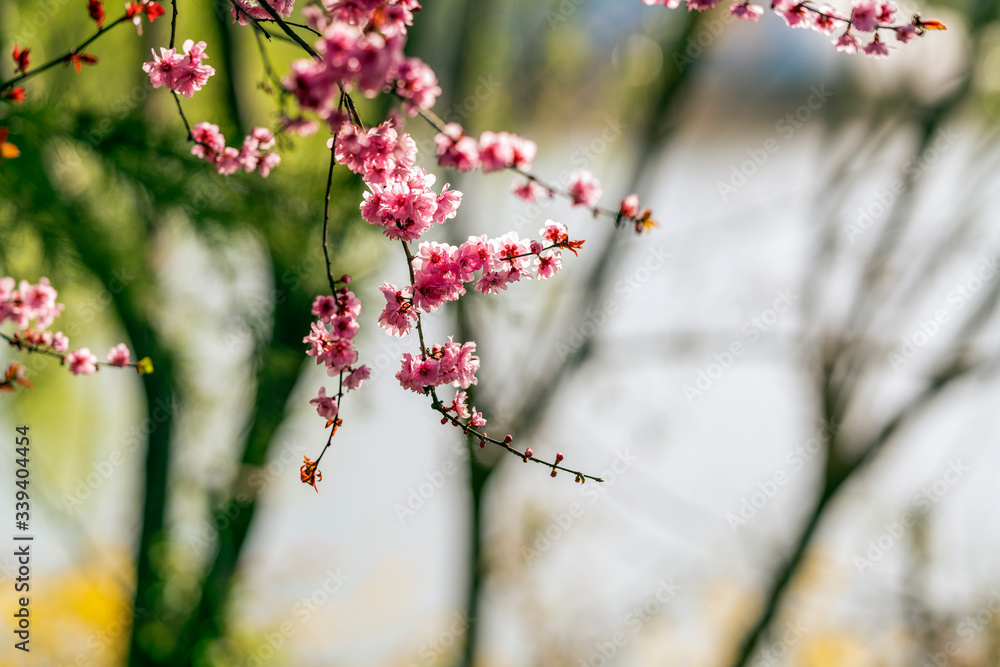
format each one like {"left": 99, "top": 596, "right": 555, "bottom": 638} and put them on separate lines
{"left": 2, "top": 0, "right": 1000, "bottom": 665}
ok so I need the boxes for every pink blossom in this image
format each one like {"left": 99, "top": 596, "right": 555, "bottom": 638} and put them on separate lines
{"left": 619, "top": 193, "right": 640, "bottom": 219}
{"left": 452, "top": 390, "right": 471, "bottom": 419}
{"left": 534, "top": 252, "right": 563, "bottom": 279}
{"left": 52, "top": 332, "right": 69, "bottom": 353}
{"left": 470, "top": 411, "right": 486, "bottom": 428}
{"left": 812, "top": 5, "right": 841, "bottom": 34}
{"left": 142, "top": 40, "right": 216, "bottom": 98}
{"left": 434, "top": 123, "right": 480, "bottom": 171}
{"left": 774, "top": 0, "right": 808, "bottom": 27}
{"left": 105, "top": 343, "right": 131, "bottom": 367}
{"left": 567, "top": 169, "right": 602, "bottom": 207}
{"left": 344, "top": 365, "right": 370, "bottom": 391}
{"left": 309, "top": 386, "right": 339, "bottom": 420}
{"left": 304, "top": 288, "right": 363, "bottom": 377}
{"left": 687, "top": 0, "right": 719, "bottom": 10}
{"left": 474, "top": 270, "right": 516, "bottom": 295}
{"left": 396, "top": 339, "right": 479, "bottom": 393}
{"left": 360, "top": 166, "right": 455, "bottom": 242}
{"left": 863, "top": 34, "right": 890, "bottom": 57}
{"left": 393, "top": 57, "right": 441, "bottom": 115}
{"left": 478, "top": 131, "right": 513, "bottom": 173}
{"left": 895, "top": 22, "right": 917, "bottom": 42}
{"left": 303, "top": 320, "right": 331, "bottom": 358}
{"left": 311, "top": 295, "right": 339, "bottom": 322}
{"left": 191, "top": 122, "right": 226, "bottom": 160}
{"left": 66, "top": 348, "right": 98, "bottom": 375}
{"left": 730, "top": 2, "right": 763, "bottom": 21}
{"left": 378, "top": 282, "right": 417, "bottom": 336}
{"left": 850, "top": 0, "right": 878, "bottom": 31}
{"left": 477, "top": 131, "right": 535, "bottom": 173}
{"left": 875, "top": 1, "right": 897, "bottom": 24}
{"left": 508, "top": 134, "right": 536, "bottom": 170}
{"left": 512, "top": 179, "right": 548, "bottom": 203}
{"left": 256, "top": 152, "right": 281, "bottom": 178}
{"left": 494, "top": 231, "right": 531, "bottom": 271}
{"left": 330, "top": 313, "right": 360, "bottom": 340}
{"left": 833, "top": 30, "right": 860, "bottom": 53}
{"left": 455, "top": 236, "right": 497, "bottom": 279}
{"left": 541, "top": 221, "right": 569, "bottom": 244}
{"left": 320, "top": 337, "right": 359, "bottom": 374}
{"left": 215, "top": 147, "right": 241, "bottom": 175}
{"left": 433, "top": 185, "right": 463, "bottom": 224}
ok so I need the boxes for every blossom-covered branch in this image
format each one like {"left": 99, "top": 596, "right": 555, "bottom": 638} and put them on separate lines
{"left": 642, "top": 0, "right": 946, "bottom": 58}
{"left": 0, "top": 277, "right": 153, "bottom": 389}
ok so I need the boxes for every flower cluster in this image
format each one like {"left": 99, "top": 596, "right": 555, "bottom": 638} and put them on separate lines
{"left": 303, "top": 286, "right": 370, "bottom": 421}
{"left": 190, "top": 123, "right": 280, "bottom": 177}
{"left": 644, "top": 0, "right": 945, "bottom": 57}
{"left": 324, "top": 0, "right": 419, "bottom": 31}
{"left": 445, "top": 390, "right": 487, "bottom": 429}
{"left": 333, "top": 119, "right": 463, "bottom": 241}
{"left": 284, "top": 2, "right": 436, "bottom": 126}
{"left": 433, "top": 123, "right": 537, "bottom": 173}
{"left": 1, "top": 276, "right": 149, "bottom": 379}
{"left": 396, "top": 338, "right": 480, "bottom": 393}
{"left": 142, "top": 39, "right": 216, "bottom": 98}
{"left": 0, "top": 277, "right": 62, "bottom": 330}
{"left": 377, "top": 222, "right": 580, "bottom": 340}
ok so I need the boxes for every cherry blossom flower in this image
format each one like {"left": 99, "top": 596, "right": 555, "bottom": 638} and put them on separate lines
{"left": 143, "top": 40, "right": 216, "bottom": 98}
{"left": 309, "top": 386, "right": 339, "bottom": 420}
{"left": 451, "top": 390, "right": 471, "bottom": 419}
{"left": 511, "top": 179, "right": 549, "bottom": 203}
{"left": 534, "top": 252, "right": 563, "bottom": 279}
{"left": 396, "top": 338, "right": 479, "bottom": 393}
{"left": 106, "top": 343, "right": 131, "bottom": 367}
{"left": 875, "top": 1, "right": 897, "bottom": 25}
{"left": 378, "top": 282, "right": 417, "bottom": 336}
{"left": 189, "top": 122, "right": 279, "bottom": 177}
{"left": 811, "top": 5, "right": 841, "bottom": 34}
{"left": 850, "top": 0, "right": 878, "bottom": 31}
{"left": 392, "top": 57, "right": 441, "bottom": 115}
{"left": 864, "top": 34, "right": 890, "bottom": 57}
{"left": 833, "top": 30, "right": 861, "bottom": 54}
{"left": 344, "top": 365, "right": 370, "bottom": 391}
{"left": 478, "top": 131, "right": 536, "bottom": 173}
{"left": 895, "top": 22, "right": 917, "bottom": 42}
{"left": 567, "top": 169, "right": 602, "bottom": 207}
{"left": 434, "top": 123, "right": 480, "bottom": 171}
{"left": 730, "top": 2, "right": 763, "bottom": 21}
{"left": 52, "top": 332, "right": 69, "bottom": 352}
{"left": 303, "top": 288, "right": 363, "bottom": 378}
{"left": 620, "top": 193, "right": 640, "bottom": 219}
{"left": 66, "top": 348, "right": 98, "bottom": 375}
